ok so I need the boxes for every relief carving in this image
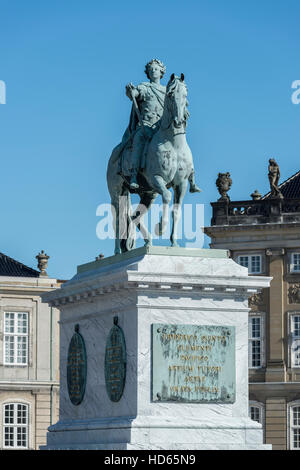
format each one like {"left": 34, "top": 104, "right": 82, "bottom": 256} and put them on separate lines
{"left": 248, "top": 292, "right": 264, "bottom": 307}
{"left": 288, "top": 284, "right": 300, "bottom": 304}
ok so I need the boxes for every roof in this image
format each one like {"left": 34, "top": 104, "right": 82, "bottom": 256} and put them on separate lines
{"left": 0, "top": 252, "right": 40, "bottom": 277}
{"left": 263, "top": 170, "right": 300, "bottom": 199}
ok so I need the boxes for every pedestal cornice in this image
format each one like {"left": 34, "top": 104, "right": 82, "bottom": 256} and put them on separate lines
{"left": 41, "top": 247, "right": 272, "bottom": 308}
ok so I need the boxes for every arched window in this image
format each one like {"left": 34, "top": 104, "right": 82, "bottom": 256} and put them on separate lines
{"left": 3, "top": 403, "right": 29, "bottom": 449}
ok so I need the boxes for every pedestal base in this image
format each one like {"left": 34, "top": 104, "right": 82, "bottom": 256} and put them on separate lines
{"left": 41, "top": 247, "right": 272, "bottom": 451}
{"left": 41, "top": 416, "right": 271, "bottom": 450}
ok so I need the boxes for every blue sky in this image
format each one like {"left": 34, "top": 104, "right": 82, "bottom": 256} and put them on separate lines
{"left": 0, "top": 0, "right": 300, "bottom": 279}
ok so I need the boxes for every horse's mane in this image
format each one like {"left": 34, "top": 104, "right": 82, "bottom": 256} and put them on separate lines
{"left": 163, "top": 75, "right": 189, "bottom": 127}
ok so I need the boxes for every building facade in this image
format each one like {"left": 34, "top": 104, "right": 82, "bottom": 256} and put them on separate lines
{"left": 204, "top": 168, "right": 300, "bottom": 450}
{"left": 0, "top": 252, "right": 60, "bottom": 450}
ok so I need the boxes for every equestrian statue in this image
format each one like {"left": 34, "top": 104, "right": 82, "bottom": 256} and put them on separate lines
{"left": 106, "top": 59, "right": 201, "bottom": 254}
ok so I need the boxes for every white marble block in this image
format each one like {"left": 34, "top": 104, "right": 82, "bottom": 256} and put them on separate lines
{"left": 41, "top": 246, "right": 272, "bottom": 450}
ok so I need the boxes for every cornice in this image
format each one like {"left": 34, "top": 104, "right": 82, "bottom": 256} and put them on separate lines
{"left": 205, "top": 223, "right": 300, "bottom": 235}
{"left": 42, "top": 269, "right": 272, "bottom": 308}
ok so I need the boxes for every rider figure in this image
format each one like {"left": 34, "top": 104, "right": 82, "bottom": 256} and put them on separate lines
{"left": 125, "top": 59, "right": 166, "bottom": 189}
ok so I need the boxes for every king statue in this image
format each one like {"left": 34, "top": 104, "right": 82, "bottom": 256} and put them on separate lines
{"left": 107, "top": 59, "right": 202, "bottom": 254}
{"left": 111, "top": 59, "right": 201, "bottom": 193}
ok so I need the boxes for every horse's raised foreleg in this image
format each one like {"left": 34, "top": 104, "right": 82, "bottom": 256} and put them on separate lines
{"left": 170, "top": 180, "right": 188, "bottom": 247}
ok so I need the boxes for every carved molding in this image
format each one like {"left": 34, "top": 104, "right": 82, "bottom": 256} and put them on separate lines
{"left": 265, "top": 248, "right": 285, "bottom": 257}
{"left": 248, "top": 292, "right": 264, "bottom": 307}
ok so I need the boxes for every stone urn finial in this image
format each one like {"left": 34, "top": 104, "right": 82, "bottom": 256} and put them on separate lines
{"left": 216, "top": 172, "right": 232, "bottom": 202}
{"left": 36, "top": 250, "right": 50, "bottom": 276}
{"left": 251, "top": 189, "right": 262, "bottom": 200}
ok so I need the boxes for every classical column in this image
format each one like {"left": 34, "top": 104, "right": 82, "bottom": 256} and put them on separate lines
{"left": 265, "top": 248, "right": 286, "bottom": 382}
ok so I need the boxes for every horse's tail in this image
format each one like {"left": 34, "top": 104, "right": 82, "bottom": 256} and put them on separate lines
{"left": 120, "top": 191, "right": 136, "bottom": 252}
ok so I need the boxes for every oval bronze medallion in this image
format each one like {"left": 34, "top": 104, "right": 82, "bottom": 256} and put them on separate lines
{"left": 105, "top": 316, "right": 126, "bottom": 402}
{"left": 67, "top": 324, "right": 87, "bottom": 406}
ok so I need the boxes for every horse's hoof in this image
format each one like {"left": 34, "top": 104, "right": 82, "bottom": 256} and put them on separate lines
{"left": 144, "top": 239, "right": 152, "bottom": 247}
{"left": 126, "top": 238, "right": 135, "bottom": 251}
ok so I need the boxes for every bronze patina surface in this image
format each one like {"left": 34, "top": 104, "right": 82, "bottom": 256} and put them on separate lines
{"left": 105, "top": 316, "right": 127, "bottom": 402}
{"left": 67, "top": 324, "right": 87, "bottom": 406}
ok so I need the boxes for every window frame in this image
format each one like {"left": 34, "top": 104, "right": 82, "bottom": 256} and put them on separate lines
{"left": 288, "top": 312, "right": 300, "bottom": 368}
{"left": 3, "top": 312, "right": 29, "bottom": 366}
{"left": 248, "top": 313, "right": 265, "bottom": 369}
{"left": 237, "top": 254, "right": 262, "bottom": 274}
{"left": 2, "top": 402, "right": 29, "bottom": 449}
{"left": 291, "top": 253, "right": 300, "bottom": 273}
{"left": 288, "top": 402, "right": 300, "bottom": 450}
{"left": 249, "top": 401, "right": 265, "bottom": 442}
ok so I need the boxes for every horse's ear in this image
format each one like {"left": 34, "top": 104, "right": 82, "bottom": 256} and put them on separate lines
{"left": 170, "top": 73, "right": 175, "bottom": 81}
{"left": 180, "top": 73, "right": 185, "bottom": 81}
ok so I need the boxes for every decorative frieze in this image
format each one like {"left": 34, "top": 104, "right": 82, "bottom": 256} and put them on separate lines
{"left": 48, "top": 281, "right": 260, "bottom": 307}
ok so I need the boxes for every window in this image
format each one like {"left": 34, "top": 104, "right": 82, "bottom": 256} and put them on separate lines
{"left": 249, "top": 315, "right": 265, "bottom": 368}
{"left": 249, "top": 402, "right": 265, "bottom": 442}
{"left": 291, "top": 253, "right": 300, "bottom": 273}
{"left": 290, "top": 315, "right": 300, "bottom": 367}
{"left": 4, "top": 312, "right": 28, "bottom": 365}
{"left": 3, "top": 403, "right": 29, "bottom": 449}
{"left": 250, "top": 405, "right": 261, "bottom": 422}
{"left": 289, "top": 405, "right": 300, "bottom": 450}
{"left": 238, "top": 255, "right": 262, "bottom": 274}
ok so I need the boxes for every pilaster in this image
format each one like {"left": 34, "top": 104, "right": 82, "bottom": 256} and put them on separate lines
{"left": 265, "top": 248, "right": 286, "bottom": 382}
{"left": 265, "top": 397, "right": 287, "bottom": 450}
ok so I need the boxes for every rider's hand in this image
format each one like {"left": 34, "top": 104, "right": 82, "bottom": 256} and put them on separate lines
{"left": 126, "top": 83, "right": 138, "bottom": 100}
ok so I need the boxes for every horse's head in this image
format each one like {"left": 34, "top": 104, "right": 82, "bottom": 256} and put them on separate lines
{"left": 165, "top": 73, "right": 189, "bottom": 129}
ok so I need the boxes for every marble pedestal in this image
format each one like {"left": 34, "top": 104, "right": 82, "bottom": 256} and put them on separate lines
{"left": 41, "top": 246, "right": 272, "bottom": 450}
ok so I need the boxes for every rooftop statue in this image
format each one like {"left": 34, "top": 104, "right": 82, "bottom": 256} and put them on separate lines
{"left": 268, "top": 158, "right": 283, "bottom": 199}
{"left": 106, "top": 59, "right": 201, "bottom": 254}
